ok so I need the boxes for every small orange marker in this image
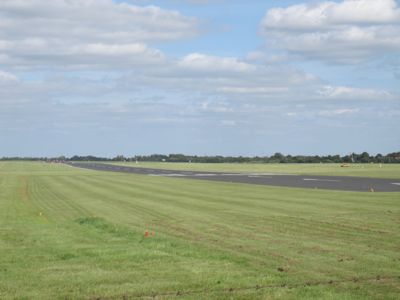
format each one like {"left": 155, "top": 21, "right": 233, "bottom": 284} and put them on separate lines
{"left": 144, "top": 231, "right": 149, "bottom": 238}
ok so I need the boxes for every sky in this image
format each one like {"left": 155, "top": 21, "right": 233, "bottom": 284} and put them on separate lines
{"left": 0, "top": 0, "right": 399, "bottom": 157}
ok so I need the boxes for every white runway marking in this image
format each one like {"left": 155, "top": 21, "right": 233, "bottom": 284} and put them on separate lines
{"left": 220, "top": 173, "right": 293, "bottom": 176}
{"left": 194, "top": 174, "right": 217, "bottom": 177}
{"left": 249, "top": 173, "right": 295, "bottom": 176}
{"left": 303, "top": 178, "right": 340, "bottom": 182}
{"left": 391, "top": 183, "right": 400, "bottom": 186}
{"left": 221, "top": 173, "right": 245, "bottom": 176}
{"left": 148, "top": 174, "right": 187, "bottom": 177}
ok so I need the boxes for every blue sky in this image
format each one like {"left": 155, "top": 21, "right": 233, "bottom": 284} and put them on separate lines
{"left": 0, "top": 0, "right": 399, "bottom": 157}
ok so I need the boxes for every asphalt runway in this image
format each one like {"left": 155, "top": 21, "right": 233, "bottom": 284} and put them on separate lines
{"left": 66, "top": 162, "right": 400, "bottom": 192}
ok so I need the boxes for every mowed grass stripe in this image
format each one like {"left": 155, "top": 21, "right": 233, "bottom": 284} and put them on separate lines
{"left": 0, "top": 176, "right": 7, "bottom": 220}
{"left": 29, "top": 175, "right": 92, "bottom": 221}
{"left": 43, "top": 175, "right": 148, "bottom": 225}
{"left": 55, "top": 174, "right": 177, "bottom": 226}
{"left": 28, "top": 175, "right": 72, "bottom": 221}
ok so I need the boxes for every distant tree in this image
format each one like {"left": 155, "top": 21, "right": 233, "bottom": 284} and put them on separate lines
{"left": 271, "top": 152, "right": 285, "bottom": 163}
{"left": 113, "top": 155, "right": 126, "bottom": 161}
{"left": 3, "top": 151, "right": 400, "bottom": 164}
{"left": 360, "top": 152, "right": 370, "bottom": 163}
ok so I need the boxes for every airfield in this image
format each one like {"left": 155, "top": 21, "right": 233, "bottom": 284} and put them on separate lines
{"left": 68, "top": 162, "right": 400, "bottom": 192}
{"left": 1, "top": 161, "right": 399, "bottom": 299}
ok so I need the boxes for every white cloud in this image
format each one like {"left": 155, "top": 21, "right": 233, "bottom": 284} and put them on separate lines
{"left": 167, "top": 0, "right": 224, "bottom": 4}
{"left": 0, "top": 0, "right": 197, "bottom": 42}
{"left": 71, "top": 43, "right": 155, "bottom": 56}
{"left": 0, "top": 70, "right": 18, "bottom": 83}
{"left": 179, "top": 53, "right": 256, "bottom": 72}
{"left": 318, "top": 108, "right": 360, "bottom": 116}
{"left": 318, "top": 85, "right": 393, "bottom": 100}
{"left": 220, "top": 120, "right": 236, "bottom": 126}
{"left": 0, "top": 70, "right": 20, "bottom": 102}
{"left": 216, "top": 86, "right": 290, "bottom": 95}
{"left": 0, "top": 0, "right": 196, "bottom": 68}
{"left": 201, "top": 101, "right": 233, "bottom": 113}
{"left": 260, "top": 0, "right": 400, "bottom": 63}
{"left": 328, "top": 0, "right": 400, "bottom": 24}
{"left": 262, "top": 0, "right": 400, "bottom": 30}
{"left": 127, "top": 56, "right": 322, "bottom": 102}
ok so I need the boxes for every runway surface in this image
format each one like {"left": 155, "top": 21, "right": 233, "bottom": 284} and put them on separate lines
{"left": 66, "top": 162, "right": 400, "bottom": 192}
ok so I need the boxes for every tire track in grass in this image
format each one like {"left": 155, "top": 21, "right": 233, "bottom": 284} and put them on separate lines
{"left": 250, "top": 214, "right": 396, "bottom": 246}
{"left": 92, "top": 275, "right": 400, "bottom": 299}
{"left": 12, "top": 175, "right": 49, "bottom": 222}
{"left": 0, "top": 176, "right": 13, "bottom": 230}
{"left": 0, "top": 176, "right": 7, "bottom": 215}
{"left": 18, "top": 176, "right": 29, "bottom": 204}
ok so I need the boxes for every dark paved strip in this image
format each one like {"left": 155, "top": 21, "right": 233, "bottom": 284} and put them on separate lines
{"left": 66, "top": 162, "right": 400, "bottom": 192}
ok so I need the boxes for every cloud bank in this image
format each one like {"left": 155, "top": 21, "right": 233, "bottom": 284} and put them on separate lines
{"left": 260, "top": 0, "right": 400, "bottom": 63}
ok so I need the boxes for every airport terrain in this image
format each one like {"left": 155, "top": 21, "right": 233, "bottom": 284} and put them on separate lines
{"left": 0, "top": 162, "right": 399, "bottom": 299}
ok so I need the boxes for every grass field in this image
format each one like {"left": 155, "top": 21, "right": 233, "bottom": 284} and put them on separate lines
{"left": 107, "top": 162, "right": 400, "bottom": 179}
{"left": 1, "top": 161, "right": 399, "bottom": 299}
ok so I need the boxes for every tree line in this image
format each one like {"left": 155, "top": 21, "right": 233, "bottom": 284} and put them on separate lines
{"left": 1, "top": 152, "right": 399, "bottom": 163}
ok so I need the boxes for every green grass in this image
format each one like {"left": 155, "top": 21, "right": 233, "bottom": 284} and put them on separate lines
{"left": 0, "top": 161, "right": 399, "bottom": 299}
{"left": 107, "top": 162, "right": 400, "bottom": 179}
